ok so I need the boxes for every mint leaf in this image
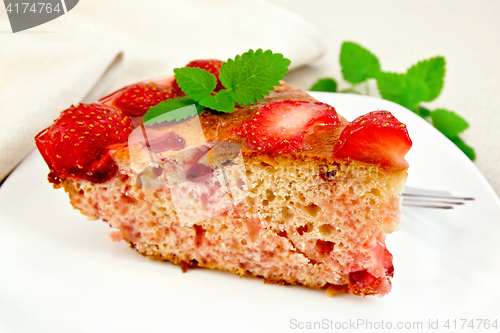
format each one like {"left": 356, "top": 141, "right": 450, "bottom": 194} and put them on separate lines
{"left": 450, "top": 136, "right": 476, "bottom": 161}
{"left": 199, "top": 90, "right": 234, "bottom": 113}
{"left": 429, "top": 109, "right": 474, "bottom": 160}
{"left": 417, "top": 106, "right": 431, "bottom": 118}
{"left": 430, "top": 109, "right": 469, "bottom": 138}
{"left": 407, "top": 57, "right": 445, "bottom": 102}
{"left": 376, "top": 72, "right": 428, "bottom": 111}
{"left": 309, "top": 78, "right": 337, "bottom": 92}
{"left": 145, "top": 104, "right": 198, "bottom": 125}
{"left": 174, "top": 67, "right": 217, "bottom": 100}
{"left": 374, "top": 56, "right": 445, "bottom": 111}
{"left": 143, "top": 97, "right": 204, "bottom": 124}
{"left": 340, "top": 42, "right": 380, "bottom": 84}
{"left": 219, "top": 49, "right": 290, "bottom": 106}
{"left": 171, "top": 49, "right": 290, "bottom": 114}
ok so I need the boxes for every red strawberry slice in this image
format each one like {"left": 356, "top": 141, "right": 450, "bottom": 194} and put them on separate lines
{"left": 172, "top": 59, "right": 224, "bottom": 94}
{"left": 35, "top": 103, "right": 133, "bottom": 183}
{"left": 113, "top": 82, "right": 180, "bottom": 117}
{"left": 333, "top": 110, "right": 412, "bottom": 168}
{"left": 242, "top": 100, "right": 340, "bottom": 154}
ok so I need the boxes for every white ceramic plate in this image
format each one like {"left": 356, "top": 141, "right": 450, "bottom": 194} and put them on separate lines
{"left": 1, "top": 92, "right": 500, "bottom": 333}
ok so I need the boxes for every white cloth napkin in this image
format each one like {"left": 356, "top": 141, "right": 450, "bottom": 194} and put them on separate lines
{"left": 0, "top": 0, "right": 326, "bottom": 182}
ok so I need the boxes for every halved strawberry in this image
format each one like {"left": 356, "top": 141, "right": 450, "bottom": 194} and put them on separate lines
{"left": 35, "top": 103, "right": 133, "bottom": 183}
{"left": 172, "top": 59, "right": 224, "bottom": 94}
{"left": 113, "top": 82, "right": 180, "bottom": 117}
{"left": 333, "top": 110, "right": 412, "bottom": 168}
{"left": 241, "top": 100, "right": 340, "bottom": 154}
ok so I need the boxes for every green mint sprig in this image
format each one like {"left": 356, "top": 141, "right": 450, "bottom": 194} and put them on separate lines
{"left": 143, "top": 49, "right": 290, "bottom": 124}
{"left": 377, "top": 57, "right": 445, "bottom": 112}
{"left": 218, "top": 49, "right": 291, "bottom": 106}
{"left": 309, "top": 41, "right": 475, "bottom": 160}
{"left": 431, "top": 109, "right": 475, "bottom": 160}
{"left": 173, "top": 67, "right": 235, "bottom": 113}
{"left": 175, "top": 49, "right": 290, "bottom": 111}
{"left": 340, "top": 41, "right": 381, "bottom": 86}
{"left": 309, "top": 78, "right": 337, "bottom": 92}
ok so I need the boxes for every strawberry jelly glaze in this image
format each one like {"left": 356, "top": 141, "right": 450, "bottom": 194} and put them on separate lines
{"left": 184, "top": 146, "right": 214, "bottom": 183}
{"left": 148, "top": 131, "right": 186, "bottom": 153}
{"left": 44, "top": 149, "right": 118, "bottom": 183}
{"left": 83, "top": 151, "right": 119, "bottom": 183}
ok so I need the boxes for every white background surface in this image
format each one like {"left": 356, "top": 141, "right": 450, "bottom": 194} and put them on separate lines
{"left": 266, "top": 0, "right": 500, "bottom": 197}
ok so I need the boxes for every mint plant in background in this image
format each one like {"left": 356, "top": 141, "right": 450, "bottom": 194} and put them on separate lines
{"left": 310, "top": 41, "right": 475, "bottom": 160}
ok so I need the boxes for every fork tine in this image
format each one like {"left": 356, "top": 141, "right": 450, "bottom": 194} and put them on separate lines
{"left": 402, "top": 198, "right": 464, "bottom": 209}
{"left": 402, "top": 193, "right": 475, "bottom": 201}
{"left": 403, "top": 198, "right": 465, "bottom": 205}
{"left": 403, "top": 203, "right": 454, "bottom": 209}
{"left": 402, "top": 186, "right": 475, "bottom": 209}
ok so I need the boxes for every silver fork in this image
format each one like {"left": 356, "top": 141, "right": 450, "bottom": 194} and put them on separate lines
{"left": 402, "top": 186, "right": 475, "bottom": 209}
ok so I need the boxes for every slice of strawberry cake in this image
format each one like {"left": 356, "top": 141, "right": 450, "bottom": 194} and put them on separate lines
{"left": 35, "top": 51, "right": 411, "bottom": 297}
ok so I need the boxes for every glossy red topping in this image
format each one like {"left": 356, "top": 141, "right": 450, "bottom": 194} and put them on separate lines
{"left": 184, "top": 146, "right": 214, "bottom": 183}
{"left": 172, "top": 59, "right": 224, "bottom": 94}
{"left": 186, "top": 163, "right": 214, "bottom": 183}
{"left": 333, "top": 110, "right": 412, "bottom": 168}
{"left": 113, "top": 82, "right": 180, "bottom": 117}
{"left": 242, "top": 100, "right": 340, "bottom": 154}
{"left": 147, "top": 131, "right": 186, "bottom": 153}
{"left": 35, "top": 103, "right": 133, "bottom": 183}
